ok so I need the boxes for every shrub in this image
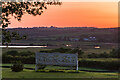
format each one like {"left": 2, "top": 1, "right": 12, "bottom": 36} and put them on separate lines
{"left": 68, "top": 48, "right": 84, "bottom": 58}
{"left": 6, "top": 50, "right": 19, "bottom": 56}
{"left": 19, "top": 51, "right": 35, "bottom": 56}
{"left": 48, "top": 69, "right": 64, "bottom": 73}
{"left": 87, "top": 52, "right": 109, "bottom": 58}
{"left": 11, "top": 61, "right": 24, "bottom": 72}
{"left": 51, "top": 47, "right": 72, "bottom": 53}
{"left": 110, "top": 48, "right": 120, "bottom": 58}
{"left": 38, "top": 65, "right": 46, "bottom": 69}
{"left": 3, "top": 50, "right": 35, "bottom": 64}
{"left": 49, "top": 69, "right": 59, "bottom": 72}
{"left": 98, "top": 52, "right": 109, "bottom": 58}
{"left": 87, "top": 53, "right": 99, "bottom": 58}
{"left": 67, "top": 70, "right": 80, "bottom": 73}
{"left": 79, "top": 59, "right": 120, "bottom": 71}
{"left": 39, "top": 50, "right": 51, "bottom": 53}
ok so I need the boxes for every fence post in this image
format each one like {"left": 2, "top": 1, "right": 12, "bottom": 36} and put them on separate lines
{"left": 35, "top": 53, "right": 38, "bottom": 71}
{"left": 76, "top": 53, "right": 78, "bottom": 71}
{"left": 35, "top": 64, "right": 38, "bottom": 71}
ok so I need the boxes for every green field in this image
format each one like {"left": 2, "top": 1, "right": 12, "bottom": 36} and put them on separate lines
{"left": 2, "top": 64, "right": 119, "bottom": 78}
{"left": 78, "top": 58, "right": 119, "bottom": 61}
{"left": 2, "top": 47, "right": 50, "bottom": 53}
{"left": 2, "top": 68, "right": 118, "bottom": 78}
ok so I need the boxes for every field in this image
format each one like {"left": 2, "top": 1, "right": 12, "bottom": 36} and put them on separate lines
{"left": 2, "top": 47, "right": 49, "bottom": 53}
{"left": 2, "top": 64, "right": 119, "bottom": 79}
{"left": 2, "top": 41, "right": 115, "bottom": 54}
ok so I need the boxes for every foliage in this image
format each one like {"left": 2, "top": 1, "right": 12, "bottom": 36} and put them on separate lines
{"left": 68, "top": 48, "right": 84, "bottom": 58}
{"left": 2, "top": 48, "right": 84, "bottom": 64}
{"left": 38, "top": 65, "right": 46, "bottom": 69}
{"left": 39, "top": 48, "right": 84, "bottom": 58}
{"left": 5, "top": 50, "right": 19, "bottom": 56}
{"left": 2, "top": 48, "right": 120, "bottom": 71}
{"left": 87, "top": 48, "right": 120, "bottom": 58}
{"left": 79, "top": 59, "right": 120, "bottom": 71}
{"left": 11, "top": 61, "right": 24, "bottom": 72}
{"left": 50, "top": 47, "right": 72, "bottom": 53}
{"left": 109, "top": 48, "right": 120, "bottom": 58}
{"left": 87, "top": 52, "right": 109, "bottom": 58}
{"left": 2, "top": 50, "right": 35, "bottom": 64}
{"left": 2, "top": 1, "right": 62, "bottom": 44}
{"left": 19, "top": 51, "right": 34, "bottom": 56}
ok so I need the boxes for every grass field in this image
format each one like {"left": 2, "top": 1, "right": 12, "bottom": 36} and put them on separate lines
{"left": 78, "top": 58, "right": 119, "bottom": 62}
{"left": 2, "top": 47, "right": 51, "bottom": 53}
{"left": 2, "top": 68, "right": 118, "bottom": 78}
{"left": 2, "top": 64, "right": 119, "bottom": 78}
{"left": 2, "top": 46, "right": 113, "bottom": 54}
{"left": 2, "top": 64, "right": 114, "bottom": 71}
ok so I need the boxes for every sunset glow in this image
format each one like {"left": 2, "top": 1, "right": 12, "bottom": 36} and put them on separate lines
{"left": 9, "top": 2, "right": 118, "bottom": 28}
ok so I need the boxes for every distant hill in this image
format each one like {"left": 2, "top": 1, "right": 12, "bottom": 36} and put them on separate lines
{"left": 8, "top": 27, "right": 118, "bottom": 43}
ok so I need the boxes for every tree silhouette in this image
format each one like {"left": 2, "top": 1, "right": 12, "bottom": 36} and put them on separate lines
{"left": 1, "top": 1, "right": 62, "bottom": 45}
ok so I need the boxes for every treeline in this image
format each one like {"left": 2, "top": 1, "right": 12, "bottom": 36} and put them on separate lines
{"left": 2, "top": 48, "right": 84, "bottom": 64}
{"left": 79, "top": 59, "right": 120, "bottom": 71}
{"left": 87, "top": 48, "right": 120, "bottom": 58}
{"left": 41, "top": 47, "right": 120, "bottom": 58}
{"left": 3, "top": 48, "right": 120, "bottom": 64}
{"left": 2, "top": 51, "right": 35, "bottom": 64}
{"left": 2, "top": 48, "right": 120, "bottom": 71}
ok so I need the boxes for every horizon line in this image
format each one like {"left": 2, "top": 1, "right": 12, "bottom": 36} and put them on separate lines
{"left": 7, "top": 26, "right": 118, "bottom": 29}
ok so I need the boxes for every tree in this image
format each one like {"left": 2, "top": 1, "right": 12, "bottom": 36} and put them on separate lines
{"left": 110, "top": 48, "right": 120, "bottom": 58}
{"left": 1, "top": 1, "right": 62, "bottom": 45}
{"left": 69, "top": 48, "right": 84, "bottom": 58}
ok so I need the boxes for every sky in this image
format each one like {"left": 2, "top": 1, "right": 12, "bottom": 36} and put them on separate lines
{"left": 61, "top": 0, "right": 119, "bottom": 2}
{"left": 9, "top": 2, "right": 118, "bottom": 28}
{"left": 3, "top": 0, "right": 119, "bottom": 2}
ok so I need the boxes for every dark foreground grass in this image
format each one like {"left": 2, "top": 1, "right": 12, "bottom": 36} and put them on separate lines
{"left": 2, "top": 67, "right": 119, "bottom": 78}
{"left": 1, "top": 78, "right": 119, "bottom": 80}
{"left": 2, "top": 64, "right": 114, "bottom": 71}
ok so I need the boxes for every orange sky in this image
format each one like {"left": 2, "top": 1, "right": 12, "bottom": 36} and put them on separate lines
{"left": 9, "top": 2, "right": 118, "bottom": 28}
